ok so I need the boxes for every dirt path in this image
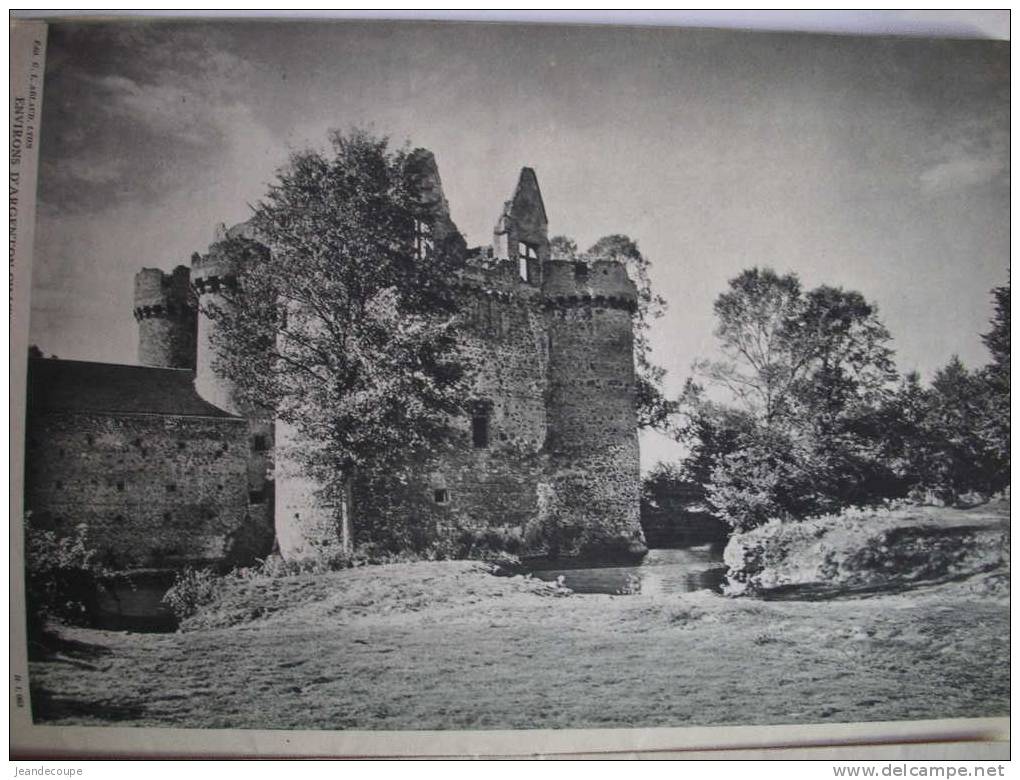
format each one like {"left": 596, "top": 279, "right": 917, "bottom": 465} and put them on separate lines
{"left": 28, "top": 561, "right": 1008, "bottom": 730}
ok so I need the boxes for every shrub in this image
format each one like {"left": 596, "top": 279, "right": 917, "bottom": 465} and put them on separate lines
{"left": 161, "top": 567, "right": 220, "bottom": 621}
{"left": 25, "top": 516, "right": 109, "bottom": 632}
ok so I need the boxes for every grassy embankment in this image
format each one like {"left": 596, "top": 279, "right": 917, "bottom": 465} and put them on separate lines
{"left": 29, "top": 503, "right": 1009, "bottom": 730}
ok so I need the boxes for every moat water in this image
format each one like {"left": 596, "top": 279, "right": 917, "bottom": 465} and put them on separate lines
{"left": 522, "top": 545, "right": 728, "bottom": 595}
{"left": 90, "top": 545, "right": 728, "bottom": 632}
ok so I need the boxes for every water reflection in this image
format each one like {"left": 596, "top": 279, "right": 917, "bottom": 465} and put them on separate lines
{"left": 523, "top": 545, "right": 727, "bottom": 595}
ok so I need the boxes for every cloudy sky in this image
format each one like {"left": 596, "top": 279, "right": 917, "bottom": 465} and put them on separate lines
{"left": 30, "top": 19, "right": 1009, "bottom": 468}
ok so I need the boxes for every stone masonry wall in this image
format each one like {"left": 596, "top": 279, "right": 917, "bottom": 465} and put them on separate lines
{"left": 353, "top": 268, "right": 550, "bottom": 553}
{"left": 431, "top": 283, "right": 550, "bottom": 533}
{"left": 354, "top": 254, "right": 646, "bottom": 561}
{"left": 24, "top": 411, "right": 272, "bottom": 569}
{"left": 541, "top": 299, "right": 645, "bottom": 558}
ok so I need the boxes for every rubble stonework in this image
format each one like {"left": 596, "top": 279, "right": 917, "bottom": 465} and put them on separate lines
{"left": 24, "top": 360, "right": 273, "bottom": 570}
{"left": 351, "top": 164, "right": 647, "bottom": 560}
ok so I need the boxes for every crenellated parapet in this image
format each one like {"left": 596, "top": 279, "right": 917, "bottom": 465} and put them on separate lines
{"left": 541, "top": 259, "right": 638, "bottom": 313}
{"left": 454, "top": 262, "right": 544, "bottom": 307}
{"left": 133, "top": 265, "right": 196, "bottom": 318}
{"left": 191, "top": 221, "right": 271, "bottom": 294}
{"left": 133, "top": 302, "right": 195, "bottom": 321}
{"left": 191, "top": 246, "right": 240, "bottom": 297}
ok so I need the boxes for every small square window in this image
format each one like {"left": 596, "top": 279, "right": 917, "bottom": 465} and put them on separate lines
{"left": 116, "top": 481, "right": 125, "bottom": 492}
{"left": 433, "top": 488, "right": 449, "bottom": 505}
{"left": 165, "top": 483, "right": 177, "bottom": 493}
{"left": 252, "top": 434, "right": 267, "bottom": 452}
{"left": 177, "top": 441, "right": 186, "bottom": 450}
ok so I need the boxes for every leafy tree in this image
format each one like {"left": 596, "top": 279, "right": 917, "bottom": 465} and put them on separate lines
{"left": 683, "top": 267, "right": 900, "bottom": 529}
{"left": 705, "top": 428, "right": 812, "bottom": 531}
{"left": 880, "top": 284, "right": 1010, "bottom": 504}
{"left": 979, "top": 282, "right": 1010, "bottom": 464}
{"left": 205, "top": 129, "right": 471, "bottom": 548}
{"left": 696, "top": 268, "right": 806, "bottom": 424}
{"left": 914, "top": 355, "right": 1008, "bottom": 502}
{"left": 795, "top": 285, "right": 898, "bottom": 430}
{"left": 695, "top": 268, "right": 895, "bottom": 428}
{"left": 549, "top": 234, "right": 578, "bottom": 260}
{"left": 871, "top": 371, "right": 934, "bottom": 492}
{"left": 983, "top": 283, "right": 1010, "bottom": 377}
{"left": 672, "top": 378, "right": 753, "bottom": 487}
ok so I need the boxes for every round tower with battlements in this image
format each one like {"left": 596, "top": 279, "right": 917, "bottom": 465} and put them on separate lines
{"left": 133, "top": 265, "right": 197, "bottom": 370}
{"left": 191, "top": 226, "right": 276, "bottom": 549}
{"left": 190, "top": 229, "right": 265, "bottom": 414}
{"left": 539, "top": 256, "right": 648, "bottom": 560}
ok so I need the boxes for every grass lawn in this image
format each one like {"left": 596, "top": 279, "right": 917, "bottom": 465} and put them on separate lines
{"left": 28, "top": 555, "right": 1008, "bottom": 731}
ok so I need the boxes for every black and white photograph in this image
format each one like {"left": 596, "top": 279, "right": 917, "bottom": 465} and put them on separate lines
{"left": 10, "top": 11, "right": 1010, "bottom": 758}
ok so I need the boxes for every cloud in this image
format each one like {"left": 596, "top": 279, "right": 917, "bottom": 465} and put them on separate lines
{"left": 917, "top": 116, "right": 1008, "bottom": 197}
{"left": 37, "top": 23, "right": 267, "bottom": 216}
{"left": 919, "top": 155, "right": 1005, "bottom": 196}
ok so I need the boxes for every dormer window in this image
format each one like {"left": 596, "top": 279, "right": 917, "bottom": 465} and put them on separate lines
{"left": 518, "top": 242, "right": 538, "bottom": 282}
{"left": 414, "top": 219, "right": 434, "bottom": 260}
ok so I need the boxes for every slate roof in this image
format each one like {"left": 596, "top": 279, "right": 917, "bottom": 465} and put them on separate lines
{"left": 26, "top": 358, "right": 238, "bottom": 419}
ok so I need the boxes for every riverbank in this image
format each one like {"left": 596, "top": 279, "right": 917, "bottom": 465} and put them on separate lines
{"left": 28, "top": 554, "right": 1008, "bottom": 730}
{"left": 725, "top": 498, "right": 1010, "bottom": 597}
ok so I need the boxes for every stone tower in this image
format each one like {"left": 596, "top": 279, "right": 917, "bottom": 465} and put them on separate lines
{"left": 191, "top": 225, "right": 275, "bottom": 539}
{"left": 133, "top": 265, "right": 197, "bottom": 370}
{"left": 541, "top": 257, "right": 646, "bottom": 559}
{"left": 191, "top": 225, "right": 259, "bottom": 415}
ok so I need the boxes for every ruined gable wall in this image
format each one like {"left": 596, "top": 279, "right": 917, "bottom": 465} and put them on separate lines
{"left": 24, "top": 411, "right": 272, "bottom": 569}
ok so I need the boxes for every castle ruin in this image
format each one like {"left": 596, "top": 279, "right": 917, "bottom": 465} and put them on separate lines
{"left": 24, "top": 153, "right": 647, "bottom": 577}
